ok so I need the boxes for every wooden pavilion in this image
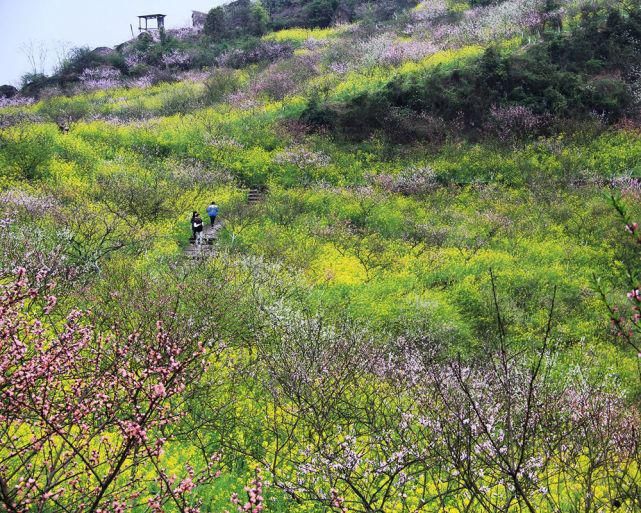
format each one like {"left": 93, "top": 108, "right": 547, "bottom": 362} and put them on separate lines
{"left": 138, "top": 14, "right": 166, "bottom": 32}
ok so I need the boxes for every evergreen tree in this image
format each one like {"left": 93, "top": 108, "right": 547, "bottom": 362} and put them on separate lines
{"left": 204, "top": 6, "right": 226, "bottom": 41}
{"left": 249, "top": 1, "right": 270, "bottom": 36}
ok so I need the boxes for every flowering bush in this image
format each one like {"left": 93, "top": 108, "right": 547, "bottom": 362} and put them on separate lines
{"left": 406, "top": 0, "right": 449, "bottom": 32}
{"left": 216, "top": 42, "right": 294, "bottom": 69}
{"left": 168, "top": 157, "right": 235, "bottom": 190}
{"left": 124, "top": 74, "right": 154, "bottom": 89}
{"left": 226, "top": 91, "right": 260, "bottom": 110}
{"left": 124, "top": 51, "right": 145, "bottom": 69}
{"left": 167, "top": 27, "right": 198, "bottom": 41}
{"left": 251, "top": 68, "right": 297, "bottom": 100}
{"left": 79, "top": 67, "right": 122, "bottom": 91}
{"left": 177, "top": 70, "right": 209, "bottom": 83}
{"left": 0, "top": 188, "right": 60, "bottom": 218}
{"left": 0, "top": 216, "right": 82, "bottom": 286}
{"left": 0, "top": 268, "right": 219, "bottom": 512}
{"left": 221, "top": 296, "right": 641, "bottom": 513}
{"left": 162, "top": 50, "right": 192, "bottom": 70}
{"left": 485, "top": 104, "right": 546, "bottom": 141}
{"left": 381, "top": 40, "right": 439, "bottom": 66}
{"left": 0, "top": 95, "right": 35, "bottom": 109}
{"left": 611, "top": 175, "right": 641, "bottom": 200}
{"left": 328, "top": 61, "right": 351, "bottom": 75}
{"left": 231, "top": 468, "right": 265, "bottom": 513}
{"left": 357, "top": 33, "right": 439, "bottom": 67}
{"left": 274, "top": 146, "right": 331, "bottom": 168}
{"left": 370, "top": 166, "right": 440, "bottom": 195}
{"left": 603, "top": 197, "right": 641, "bottom": 374}
{"left": 0, "top": 111, "right": 44, "bottom": 130}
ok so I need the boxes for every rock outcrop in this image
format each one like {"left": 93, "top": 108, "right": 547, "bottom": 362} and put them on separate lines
{"left": 0, "top": 85, "right": 18, "bottom": 98}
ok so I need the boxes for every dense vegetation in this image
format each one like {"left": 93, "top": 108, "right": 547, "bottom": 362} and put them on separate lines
{"left": 261, "top": 0, "right": 420, "bottom": 29}
{"left": 2, "top": 0, "right": 641, "bottom": 511}
{"left": 303, "top": 5, "right": 641, "bottom": 138}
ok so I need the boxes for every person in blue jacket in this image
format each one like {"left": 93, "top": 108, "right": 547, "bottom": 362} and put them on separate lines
{"left": 206, "top": 201, "right": 219, "bottom": 226}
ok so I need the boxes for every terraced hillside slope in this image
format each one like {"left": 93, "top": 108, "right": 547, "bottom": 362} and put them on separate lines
{"left": 2, "top": 1, "right": 641, "bottom": 512}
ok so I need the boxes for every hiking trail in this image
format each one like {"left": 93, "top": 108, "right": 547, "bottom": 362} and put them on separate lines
{"left": 184, "top": 221, "right": 223, "bottom": 260}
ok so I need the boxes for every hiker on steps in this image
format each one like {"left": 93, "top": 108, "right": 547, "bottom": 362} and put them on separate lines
{"left": 206, "top": 201, "right": 219, "bottom": 226}
{"left": 191, "top": 212, "right": 204, "bottom": 245}
{"left": 190, "top": 212, "right": 198, "bottom": 239}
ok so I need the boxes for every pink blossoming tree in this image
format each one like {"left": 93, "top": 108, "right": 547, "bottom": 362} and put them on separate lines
{"left": 0, "top": 268, "right": 219, "bottom": 513}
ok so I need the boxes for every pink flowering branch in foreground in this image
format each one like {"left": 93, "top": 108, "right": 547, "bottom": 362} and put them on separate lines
{"left": 599, "top": 196, "right": 641, "bottom": 369}
{"left": 229, "top": 468, "right": 266, "bottom": 513}
{"left": 0, "top": 267, "right": 219, "bottom": 512}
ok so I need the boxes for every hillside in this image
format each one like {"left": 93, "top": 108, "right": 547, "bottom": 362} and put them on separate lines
{"left": 2, "top": 0, "right": 641, "bottom": 512}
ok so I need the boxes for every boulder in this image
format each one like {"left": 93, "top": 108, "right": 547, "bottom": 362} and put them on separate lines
{"left": 91, "top": 47, "right": 116, "bottom": 57}
{"left": 0, "top": 84, "right": 18, "bottom": 98}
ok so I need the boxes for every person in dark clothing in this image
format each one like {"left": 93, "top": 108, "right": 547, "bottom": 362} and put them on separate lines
{"left": 190, "top": 212, "right": 198, "bottom": 241}
{"left": 191, "top": 211, "right": 205, "bottom": 244}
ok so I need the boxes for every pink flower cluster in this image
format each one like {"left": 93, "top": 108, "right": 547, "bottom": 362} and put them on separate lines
{"left": 178, "top": 70, "right": 210, "bottom": 83}
{"left": 251, "top": 69, "right": 297, "bottom": 100}
{"left": 122, "top": 420, "right": 148, "bottom": 443}
{"left": 226, "top": 90, "right": 260, "bottom": 110}
{"left": 0, "top": 189, "right": 60, "bottom": 219}
{"left": 329, "top": 62, "right": 351, "bottom": 75}
{"left": 125, "top": 52, "right": 146, "bottom": 68}
{"left": 381, "top": 40, "right": 439, "bottom": 66}
{"left": 79, "top": 67, "right": 122, "bottom": 91}
{"left": 330, "top": 489, "right": 348, "bottom": 513}
{"left": 370, "top": 166, "right": 440, "bottom": 195}
{"left": 486, "top": 104, "right": 545, "bottom": 140}
{"left": 0, "top": 267, "right": 216, "bottom": 512}
{"left": 217, "top": 42, "right": 294, "bottom": 69}
{"left": 612, "top": 176, "right": 641, "bottom": 199}
{"left": 0, "top": 95, "right": 35, "bottom": 109}
{"left": 409, "top": 0, "right": 449, "bottom": 27}
{"left": 231, "top": 468, "right": 265, "bottom": 513}
{"left": 168, "top": 27, "right": 198, "bottom": 41}
{"left": 124, "top": 74, "right": 154, "bottom": 89}
{"left": 162, "top": 50, "right": 192, "bottom": 69}
{"left": 274, "top": 146, "right": 331, "bottom": 168}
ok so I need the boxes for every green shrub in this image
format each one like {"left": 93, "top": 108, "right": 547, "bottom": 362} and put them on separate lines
{"left": 204, "top": 0, "right": 269, "bottom": 41}
{"left": 303, "top": 4, "right": 641, "bottom": 141}
{"left": 0, "top": 125, "right": 55, "bottom": 180}
{"left": 303, "top": 0, "right": 339, "bottom": 28}
{"left": 158, "top": 87, "right": 203, "bottom": 116}
{"left": 203, "top": 68, "right": 243, "bottom": 104}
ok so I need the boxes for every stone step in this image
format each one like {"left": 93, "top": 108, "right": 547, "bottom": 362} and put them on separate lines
{"left": 183, "top": 221, "right": 223, "bottom": 260}
{"left": 247, "top": 187, "right": 267, "bottom": 204}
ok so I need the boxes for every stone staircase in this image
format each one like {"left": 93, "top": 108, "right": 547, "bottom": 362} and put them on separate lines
{"left": 247, "top": 187, "right": 267, "bottom": 205}
{"left": 183, "top": 186, "right": 267, "bottom": 260}
{"left": 184, "top": 221, "right": 223, "bottom": 260}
